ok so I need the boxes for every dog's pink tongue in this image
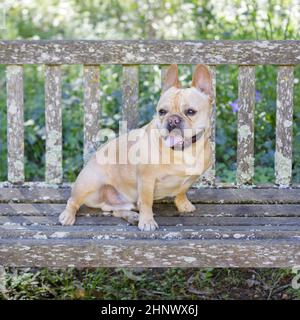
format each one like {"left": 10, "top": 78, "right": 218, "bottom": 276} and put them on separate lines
{"left": 164, "top": 135, "right": 183, "bottom": 148}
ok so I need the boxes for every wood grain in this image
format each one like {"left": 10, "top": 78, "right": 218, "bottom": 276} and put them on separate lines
{"left": 0, "top": 40, "right": 299, "bottom": 65}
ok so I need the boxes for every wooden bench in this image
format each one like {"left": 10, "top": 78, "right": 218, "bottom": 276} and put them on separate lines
{"left": 0, "top": 40, "right": 299, "bottom": 268}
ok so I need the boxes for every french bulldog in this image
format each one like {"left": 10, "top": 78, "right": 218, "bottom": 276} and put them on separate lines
{"left": 59, "top": 64, "right": 213, "bottom": 231}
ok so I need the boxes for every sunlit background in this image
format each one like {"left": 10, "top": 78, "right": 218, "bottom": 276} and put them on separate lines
{"left": 0, "top": 0, "right": 299, "bottom": 183}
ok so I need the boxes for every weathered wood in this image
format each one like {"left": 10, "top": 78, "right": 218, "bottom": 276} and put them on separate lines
{"left": 0, "top": 186, "right": 71, "bottom": 203}
{"left": 1, "top": 186, "right": 300, "bottom": 204}
{"left": 45, "top": 65, "right": 62, "bottom": 183}
{"left": 1, "top": 238, "right": 300, "bottom": 267}
{"left": 275, "top": 66, "right": 294, "bottom": 186}
{"left": 83, "top": 65, "right": 101, "bottom": 163}
{"left": 6, "top": 65, "right": 24, "bottom": 183}
{"left": 1, "top": 40, "right": 300, "bottom": 269}
{"left": 1, "top": 215, "right": 300, "bottom": 227}
{"left": 122, "top": 65, "right": 139, "bottom": 130}
{"left": 0, "top": 40, "right": 300, "bottom": 65}
{"left": 236, "top": 66, "right": 256, "bottom": 185}
{"left": 1, "top": 203, "right": 300, "bottom": 217}
{"left": 196, "top": 65, "right": 216, "bottom": 186}
{"left": 1, "top": 224, "right": 300, "bottom": 241}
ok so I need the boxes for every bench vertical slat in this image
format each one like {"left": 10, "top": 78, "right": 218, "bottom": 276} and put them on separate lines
{"left": 83, "top": 65, "right": 100, "bottom": 163}
{"left": 236, "top": 66, "right": 256, "bottom": 185}
{"left": 275, "top": 66, "right": 294, "bottom": 186}
{"left": 45, "top": 65, "right": 62, "bottom": 184}
{"left": 122, "top": 65, "right": 139, "bottom": 130}
{"left": 199, "top": 65, "right": 216, "bottom": 186}
{"left": 6, "top": 65, "right": 24, "bottom": 183}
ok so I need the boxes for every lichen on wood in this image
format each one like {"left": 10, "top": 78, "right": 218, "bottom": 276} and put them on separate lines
{"left": 236, "top": 66, "right": 255, "bottom": 186}
{"left": 196, "top": 65, "right": 216, "bottom": 187}
{"left": 275, "top": 66, "right": 294, "bottom": 186}
{"left": 122, "top": 65, "right": 139, "bottom": 130}
{"left": 45, "top": 65, "right": 62, "bottom": 184}
{"left": 6, "top": 65, "right": 24, "bottom": 184}
{"left": 83, "top": 65, "right": 101, "bottom": 163}
{"left": 0, "top": 40, "right": 300, "bottom": 65}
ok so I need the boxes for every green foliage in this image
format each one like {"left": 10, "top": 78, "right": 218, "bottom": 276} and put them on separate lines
{"left": 0, "top": 267, "right": 298, "bottom": 300}
{"left": 0, "top": 0, "right": 299, "bottom": 182}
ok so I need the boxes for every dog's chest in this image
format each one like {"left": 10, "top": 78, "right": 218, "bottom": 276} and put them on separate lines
{"left": 154, "top": 174, "right": 197, "bottom": 200}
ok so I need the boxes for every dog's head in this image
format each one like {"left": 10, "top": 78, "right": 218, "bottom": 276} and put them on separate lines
{"left": 155, "top": 64, "right": 213, "bottom": 149}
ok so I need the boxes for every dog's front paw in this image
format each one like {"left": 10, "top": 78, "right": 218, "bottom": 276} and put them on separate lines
{"left": 175, "top": 199, "right": 196, "bottom": 213}
{"left": 138, "top": 216, "right": 158, "bottom": 231}
{"left": 59, "top": 210, "right": 76, "bottom": 226}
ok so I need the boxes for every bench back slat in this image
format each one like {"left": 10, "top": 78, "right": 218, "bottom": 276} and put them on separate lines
{"left": 0, "top": 40, "right": 299, "bottom": 65}
{"left": 199, "top": 65, "right": 216, "bottom": 186}
{"left": 275, "top": 66, "right": 294, "bottom": 186}
{"left": 45, "top": 65, "right": 62, "bottom": 183}
{"left": 6, "top": 65, "right": 24, "bottom": 184}
{"left": 0, "top": 41, "right": 299, "bottom": 186}
{"left": 122, "top": 65, "right": 139, "bottom": 130}
{"left": 236, "top": 66, "right": 256, "bottom": 185}
{"left": 83, "top": 65, "right": 101, "bottom": 163}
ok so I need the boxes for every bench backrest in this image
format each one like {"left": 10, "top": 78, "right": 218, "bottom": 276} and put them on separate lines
{"left": 1, "top": 40, "right": 299, "bottom": 187}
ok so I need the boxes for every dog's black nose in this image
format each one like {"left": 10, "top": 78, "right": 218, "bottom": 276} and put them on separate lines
{"left": 167, "top": 115, "right": 182, "bottom": 131}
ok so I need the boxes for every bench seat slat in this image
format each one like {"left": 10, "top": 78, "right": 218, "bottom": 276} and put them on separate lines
{"left": 1, "top": 186, "right": 300, "bottom": 204}
{"left": 1, "top": 215, "right": 300, "bottom": 226}
{"left": 1, "top": 238, "right": 300, "bottom": 268}
{"left": 1, "top": 224, "right": 300, "bottom": 241}
{"left": 1, "top": 203, "right": 300, "bottom": 217}
{"left": 6, "top": 65, "right": 24, "bottom": 183}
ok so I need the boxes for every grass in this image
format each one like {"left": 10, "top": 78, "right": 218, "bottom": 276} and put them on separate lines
{"left": 1, "top": 268, "right": 300, "bottom": 300}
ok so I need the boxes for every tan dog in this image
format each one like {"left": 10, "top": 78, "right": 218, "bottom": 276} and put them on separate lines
{"left": 59, "top": 64, "right": 213, "bottom": 231}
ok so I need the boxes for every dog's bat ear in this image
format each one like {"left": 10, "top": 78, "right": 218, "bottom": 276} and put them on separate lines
{"left": 192, "top": 64, "right": 213, "bottom": 99}
{"left": 162, "top": 64, "right": 181, "bottom": 93}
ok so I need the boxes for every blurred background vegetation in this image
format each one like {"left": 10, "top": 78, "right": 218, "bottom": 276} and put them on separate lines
{"left": 0, "top": 0, "right": 299, "bottom": 184}
{"left": 0, "top": 0, "right": 300, "bottom": 301}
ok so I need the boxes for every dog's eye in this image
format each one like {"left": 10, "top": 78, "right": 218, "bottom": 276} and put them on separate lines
{"left": 159, "top": 109, "right": 167, "bottom": 116}
{"left": 185, "top": 109, "right": 197, "bottom": 116}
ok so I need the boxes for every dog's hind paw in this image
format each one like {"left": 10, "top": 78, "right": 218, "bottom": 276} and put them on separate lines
{"left": 175, "top": 199, "right": 196, "bottom": 213}
{"left": 112, "top": 210, "right": 139, "bottom": 225}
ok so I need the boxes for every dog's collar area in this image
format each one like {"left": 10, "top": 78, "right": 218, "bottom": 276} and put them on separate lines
{"left": 171, "top": 129, "right": 206, "bottom": 151}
